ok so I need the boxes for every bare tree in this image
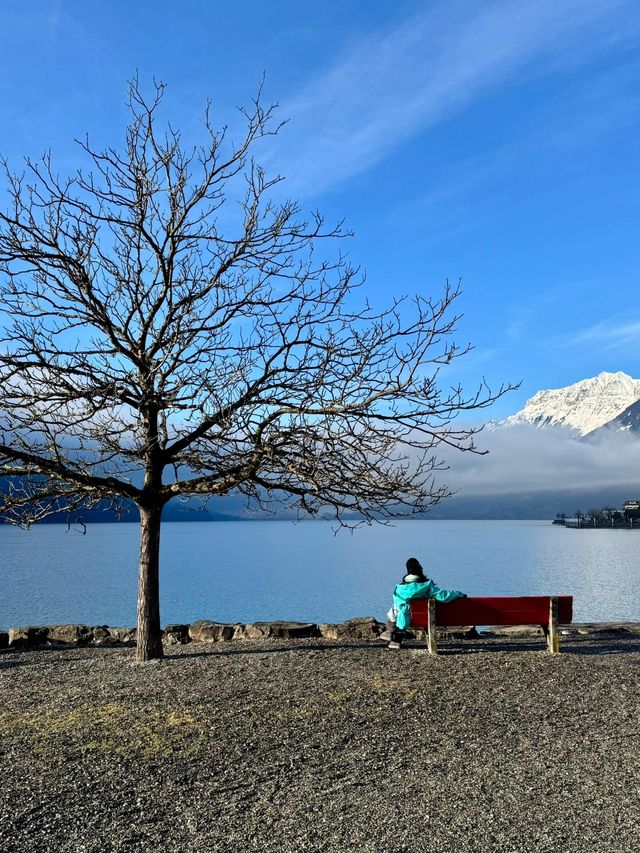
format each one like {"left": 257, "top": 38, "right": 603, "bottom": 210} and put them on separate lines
{"left": 0, "top": 80, "right": 512, "bottom": 661}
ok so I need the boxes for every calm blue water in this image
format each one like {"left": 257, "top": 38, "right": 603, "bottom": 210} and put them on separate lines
{"left": 1, "top": 520, "right": 639, "bottom": 629}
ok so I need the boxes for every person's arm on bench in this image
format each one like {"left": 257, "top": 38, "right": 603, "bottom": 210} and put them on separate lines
{"left": 429, "top": 583, "right": 466, "bottom": 603}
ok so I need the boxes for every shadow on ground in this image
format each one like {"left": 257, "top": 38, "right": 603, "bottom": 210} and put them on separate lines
{"left": 2, "top": 634, "right": 639, "bottom": 668}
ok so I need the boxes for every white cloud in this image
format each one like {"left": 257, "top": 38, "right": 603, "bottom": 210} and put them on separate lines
{"left": 269, "top": 0, "right": 639, "bottom": 196}
{"left": 387, "top": 55, "right": 640, "bottom": 247}
{"left": 558, "top": 317, "right": 640, "bottom": 356}
{"left": 445, "top": 422, "right": 640, "bottom": 494}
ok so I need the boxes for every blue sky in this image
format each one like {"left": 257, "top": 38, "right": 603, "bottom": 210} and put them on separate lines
{"left": 1, "top": 0, "right": 638, "bottom": 420}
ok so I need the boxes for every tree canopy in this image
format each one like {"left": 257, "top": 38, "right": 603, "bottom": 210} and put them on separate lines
{"left": 0, "top": 79, "right": 512, "bottom": 659}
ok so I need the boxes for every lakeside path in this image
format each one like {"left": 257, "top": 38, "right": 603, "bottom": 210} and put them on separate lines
{"left": 1, "top": 634, "right": 639, "bottom": 853}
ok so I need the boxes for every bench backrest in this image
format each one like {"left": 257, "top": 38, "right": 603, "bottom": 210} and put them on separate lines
{"left": 410, "top": 595, "right": 573, "bottom": 628}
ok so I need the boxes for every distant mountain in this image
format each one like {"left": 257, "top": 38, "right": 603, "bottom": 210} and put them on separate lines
{"left": 587, "top": 397, "right": 640, "bottom": 440}
{"left": 496, "top": 371, "right": 640, "bottom": 436}
{"left": 426, "top": 485, "right": 640, "bottom": 520}
{"left": 5, "top": 370, "right": 640, "bottom": 526}
{"left": 0, "top": 479, "right": 249, "bottom": 524}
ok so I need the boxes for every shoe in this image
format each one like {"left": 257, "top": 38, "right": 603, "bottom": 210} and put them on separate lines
{"left": 387, "top": 640, "right": 401, "bottom": 650}
{"left": 379, "top": 630, "right": 393, "bottom": 642}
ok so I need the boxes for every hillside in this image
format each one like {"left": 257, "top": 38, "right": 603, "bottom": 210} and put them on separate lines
{"left": 498, "top": 371, "right": 640, "bottom": 435}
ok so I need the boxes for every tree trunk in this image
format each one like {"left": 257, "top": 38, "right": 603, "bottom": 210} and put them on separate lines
{"left": 136, "top": 503, "right": 164, "bottom": 662}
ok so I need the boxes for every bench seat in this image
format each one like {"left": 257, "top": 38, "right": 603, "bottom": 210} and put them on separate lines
{"left": 410, "top": 595, "right": 573, "bottom": 654}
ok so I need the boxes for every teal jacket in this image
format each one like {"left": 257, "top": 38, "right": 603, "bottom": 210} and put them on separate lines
{"left": 393, "top": 580, "right": 465, "bottom": 630}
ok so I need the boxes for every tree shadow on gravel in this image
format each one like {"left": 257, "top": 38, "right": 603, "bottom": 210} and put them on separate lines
{"left": 0, "top": 657, "right": 25, "bottom": 670}
{"left": 168, "top": 635, "right": 640, "bottom": 660}
{"left": 2, "top": 636, "right": 638, "bottom": 667}
{"left": 170, "top": 641, "right": 381, "bottom": 660}
{"left": 0, "top": 649, "right": 88, "bottom": 668}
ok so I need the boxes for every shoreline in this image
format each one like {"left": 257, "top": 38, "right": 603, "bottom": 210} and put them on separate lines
{"left": 2, "top": 618, "right": 640, "bottom": 651}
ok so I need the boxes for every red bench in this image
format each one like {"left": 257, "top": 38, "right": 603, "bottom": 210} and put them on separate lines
{"left": 410, "top": 595, "right": 573, "bottom": 655}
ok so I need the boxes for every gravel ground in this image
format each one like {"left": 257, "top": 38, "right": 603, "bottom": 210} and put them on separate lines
{"left": 1, "top": 634, "right": 639, "bottom": 853}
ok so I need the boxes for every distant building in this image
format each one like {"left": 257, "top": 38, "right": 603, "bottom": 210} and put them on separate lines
{"left": 624, "top": 500, "right": 640, "bottom": 521}
{"left": 563, "top": 500, "right": 640, "bottom": 528}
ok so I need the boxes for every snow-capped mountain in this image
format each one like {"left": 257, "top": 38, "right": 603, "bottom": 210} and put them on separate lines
{"left": 588, "top": 397, "right": 640, "bottom": 438}
{"left": 498, "top": 371, "right": 640, "bottom": 436}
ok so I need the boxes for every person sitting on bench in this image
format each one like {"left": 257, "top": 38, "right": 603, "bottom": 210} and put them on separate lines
{"left": 380, "top": 557, "right": 466, "bottom": 648}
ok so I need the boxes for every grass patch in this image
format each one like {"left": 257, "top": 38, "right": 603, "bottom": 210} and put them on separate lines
{"left": 368, "top": 675, "right": 418, "bottom": 699}
{"left": 0, "top": 702, "right": 208, "bottom": 759}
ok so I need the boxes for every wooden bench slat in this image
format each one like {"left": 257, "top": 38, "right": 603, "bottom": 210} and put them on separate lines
{"left": 410, "top": 596, "right": 573, "bottom": 628}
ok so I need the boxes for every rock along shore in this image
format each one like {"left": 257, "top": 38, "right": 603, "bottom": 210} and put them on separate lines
{"left": 2, "top": 618, "right": 640, "bottom": 650}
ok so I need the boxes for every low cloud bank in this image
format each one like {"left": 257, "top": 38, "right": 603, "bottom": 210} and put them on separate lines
{"left": 442, "top": 424, "right": 640, "bottom": 496}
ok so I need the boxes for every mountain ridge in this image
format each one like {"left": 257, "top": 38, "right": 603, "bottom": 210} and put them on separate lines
{"left": 495, "top": 371, "right": 640, "bottom": 436}
{"left": 4, "top": 372, "right": 639, "bottom": 525}
{"left": 587, "top": 397, "right": 640, "bottom": 440}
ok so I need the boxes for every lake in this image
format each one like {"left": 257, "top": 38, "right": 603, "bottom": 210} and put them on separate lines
{"left": 1, "top": 520, "right": 639, "bottom": 629}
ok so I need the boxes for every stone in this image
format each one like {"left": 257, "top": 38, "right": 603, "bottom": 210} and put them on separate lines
{"left": 162, "top": 624, "right": 190, "bottom": 644}
{"left": 8, "top": 626, "right": 49, "bottom": 648}
{"left": 90, "top": 626, "right": 111, "bottom": 644}
{"left": 484, "top": 625, "right": 546, "bottom": 638}
{"left": 239, "top": 621, "right": 319, "bottom": 640}
{"left": 105, "top": 627, "right": 137, "bottom": 645}
{"left": 318, "top": 617, "right": 384, "bottom": 641}
{"left": 188, "top": 620, "right": 239, "bottom": 643}
{"left": 412, "top": 626, "right": 479, "bottom": 641}
{"left": 47, "top": 624, "right": 91, "bottom": 646}
{"left": 575, "top": 622, "right": 640, "bottom": 636}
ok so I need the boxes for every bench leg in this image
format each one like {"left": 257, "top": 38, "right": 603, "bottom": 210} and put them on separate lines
{"left": 428, "top": 598, "right": 438, "bottom": 655}
{"left": 548, "top": 596, "right": 559, "bottom": 654}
